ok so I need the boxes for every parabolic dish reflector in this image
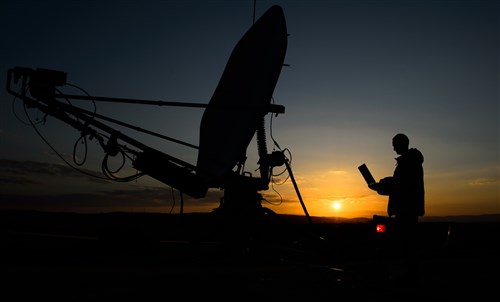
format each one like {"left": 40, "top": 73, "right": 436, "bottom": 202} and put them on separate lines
{"left": 197, "top": 5, "right": 287, "bottom": 184}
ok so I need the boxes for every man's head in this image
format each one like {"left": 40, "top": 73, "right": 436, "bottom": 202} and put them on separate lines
{"left": 392, "top": 133, "right": 409, "bottom": 155}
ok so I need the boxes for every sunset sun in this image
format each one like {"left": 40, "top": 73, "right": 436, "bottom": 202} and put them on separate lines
{"left": 332, "top": 201, "right": 342, "bottom": 210}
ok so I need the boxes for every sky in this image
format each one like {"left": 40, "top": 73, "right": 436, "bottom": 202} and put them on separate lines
{"left": 0, "top": 0, "right": 498, "bottom": 219}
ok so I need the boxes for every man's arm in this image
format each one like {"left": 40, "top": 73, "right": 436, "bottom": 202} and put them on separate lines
{"left": 369, "top": 177, "right": 394, "bottom": 196}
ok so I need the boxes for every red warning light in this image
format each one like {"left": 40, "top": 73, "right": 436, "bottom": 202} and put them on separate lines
{"left": 376, "top": 224, "right": 386, "bottom": 233}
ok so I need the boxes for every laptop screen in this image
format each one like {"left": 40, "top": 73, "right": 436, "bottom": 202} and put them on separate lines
{"left": 358, "top": 163, "right": 376, "bottom": 185}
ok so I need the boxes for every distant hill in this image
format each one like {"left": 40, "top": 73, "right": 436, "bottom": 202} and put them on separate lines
{"left": 285, "top": 214, "right": 500, "bottom": 224}
{"left": 0, "top": 209, "right": 498, "bottom": 224}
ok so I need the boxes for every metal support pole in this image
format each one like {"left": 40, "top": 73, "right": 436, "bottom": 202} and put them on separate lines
{"left": 284, "top": 158, "right": 313, "bottom": 225}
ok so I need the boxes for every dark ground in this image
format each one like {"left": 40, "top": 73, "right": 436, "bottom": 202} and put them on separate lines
{"left": 0, "top": 210, "right": 498, "bottom": 301}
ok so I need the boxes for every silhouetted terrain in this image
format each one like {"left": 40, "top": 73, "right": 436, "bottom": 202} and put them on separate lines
{"left": 0, "top": 210, "right": 498, "bottom": 300}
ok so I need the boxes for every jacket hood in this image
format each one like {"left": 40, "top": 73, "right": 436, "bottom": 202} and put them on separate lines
{"left": 397, "top": 148, "right": 424, "bottom": 165}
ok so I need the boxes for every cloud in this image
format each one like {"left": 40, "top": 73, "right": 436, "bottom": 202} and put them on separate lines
{"left": 0, "top": 158, "right": 107, "bottom": 183}
{"left": 468, "top": 177, "right": 499, "bottom": 186}
{"left": 0, "top": 159, "right": 302, "bottom": 214}
{"left": 0, "top": 158, "right": 225, "bottom": 213}
{"left": 0, "top": 186, "right": 222, "bottom": 213}
{"left": 327, "top": 170, "right": 347, "bottom": 175}
{"left": 0, "top": 175, "right": 41, "bottom": 185}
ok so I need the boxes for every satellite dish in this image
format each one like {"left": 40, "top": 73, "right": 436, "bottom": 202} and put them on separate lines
{"left": 6, "top": 5, "right": 306, "bottom": 218}
{"left": 196, "top": 5, "right": 287, "bottom": 185}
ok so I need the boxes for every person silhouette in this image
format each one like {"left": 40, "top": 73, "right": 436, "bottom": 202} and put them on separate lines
{"left": 368, "top": 133, "right": 425, "bottom": 285}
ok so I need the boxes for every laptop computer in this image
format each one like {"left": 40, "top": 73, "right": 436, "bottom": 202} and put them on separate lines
{"left": 358, "top": 163, "right": 376, "bottom": 185}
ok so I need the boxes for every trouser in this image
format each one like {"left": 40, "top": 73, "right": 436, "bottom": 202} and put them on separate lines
{"left": 393, "top": 215, "right": 420, "bottom": 281}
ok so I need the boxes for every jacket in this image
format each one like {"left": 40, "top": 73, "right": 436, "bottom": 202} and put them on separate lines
{"left": 377, "top": 148, "right": 425, "bottom": 217}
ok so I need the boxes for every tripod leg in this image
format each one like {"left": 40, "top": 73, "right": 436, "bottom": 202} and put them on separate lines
{"left": 284, "top": 158, "right": 313, "bottom": 225}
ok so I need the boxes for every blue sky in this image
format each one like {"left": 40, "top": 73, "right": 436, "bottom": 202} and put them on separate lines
{"left": 0, "top": 0, "right": 498, "bottom": 218}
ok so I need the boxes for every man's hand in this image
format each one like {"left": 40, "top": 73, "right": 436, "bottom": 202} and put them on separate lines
{"left": 368, "top": 182, "right": 379, "bottom": 191}
{"left": 370, "top": 177, "right": 393, "bottom": 195}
